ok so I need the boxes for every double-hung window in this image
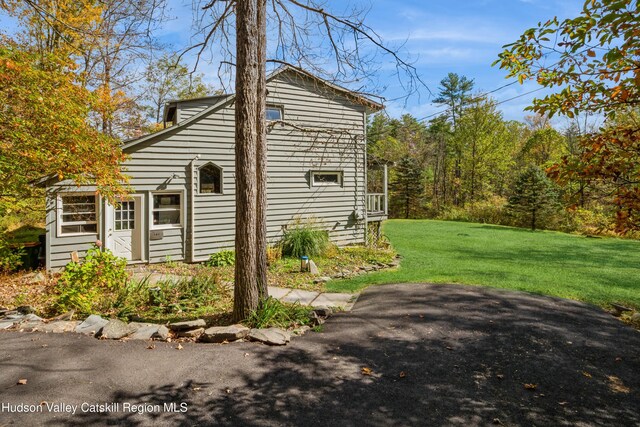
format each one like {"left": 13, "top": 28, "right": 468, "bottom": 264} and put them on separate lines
{"left": 152, "top": 193, "right": 182, "bottom": 228}
{"left": 59, "top": 194, "right": 98, "bottom": 235}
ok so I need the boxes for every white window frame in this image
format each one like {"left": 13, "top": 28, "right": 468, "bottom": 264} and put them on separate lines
{"left": 198, "top": 162, "right": 224, "bottom": 195}
{"left": 311, "top": 170, "right": 343, "bottom": 188}
{"left": 57, "top": 192, "right": 99, "bottom": 237}
{"left": 266, "top": 105, "right": 284, "bottom": 121}
{"left": 150, "top": 191, "right": 183, "bottom": 229}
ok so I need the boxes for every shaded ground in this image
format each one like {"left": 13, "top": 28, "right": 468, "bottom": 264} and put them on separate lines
{"left": 1, "top": 283, "right": 639, "bottom": 426}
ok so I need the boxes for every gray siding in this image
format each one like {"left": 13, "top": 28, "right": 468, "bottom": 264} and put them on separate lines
{"left": 46, "top": 69, "right": 369, "bottom": 269}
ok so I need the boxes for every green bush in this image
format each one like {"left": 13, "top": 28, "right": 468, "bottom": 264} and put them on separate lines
{"left": 55, "top": 245, "right": 128, "bottom": 315}
{"left": 281, "top": 223, "right": 329, "bottom": 258}
{"left": 142, "top": 272, "right": 224, "bottom": 316}
{"left": 205, "top": 250, "right": 235, "bottom": 267}
{"left": 0, "top": 234, "right": 23, "bottom": 273}
{"left": 246, "top": 297, "right": 312, "bottom": 329}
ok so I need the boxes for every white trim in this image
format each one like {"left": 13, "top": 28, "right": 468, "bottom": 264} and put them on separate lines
{"left": 197, "top": 162, "right": 224, "bottom": 195}
{"left": 311, "top": 170, "right": 344, "bottom": 188}
{"left": 56, "top": 192, "right": 99, "bottom": 238}
{"left": 150, "top": 190, "right": 184, "bottom": 230}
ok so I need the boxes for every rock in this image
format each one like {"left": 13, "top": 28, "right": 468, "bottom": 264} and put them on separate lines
{"left": 313, "top": 306, "right": 333, "bottom": 317}
{"left": 168, "top": 319, "right": 206, "bottom": 332}
{"left": 22, "top": 313, "right": 44, "bottom": 322}
{"left": 29, "top": 272, "right": 46, "bottom": 284}
{"left": 178, "top": 327, "right": 205, "bottom": 338}
{"left": 631, "top": 312, "right": 640, "bottom": 324}
{"left": 248, "top": 328, "right": 291, "bottom": 346}
{"left": 308, "top": 260, "right": 320, "bottom": 275}
{"left": 292, "top": 325, "right": 311, "bottom": 336}
{"left": 129, "top": 324, "right": 158, "bottom": 340}
{"left": 75, "top": 315, "right": 109, "bottom": 335}
{"left": 0, "top": 321, "right": 14, "bottom": 330}
{"left": 200, "top": 324, "right": 250, "bottom": 343}
{"left": 49, "top": 311, "right": 75, "bottom": 321}
{"left": 16, "top": 320, "right": 45, "bottom": 331}
{"left": 313, "top": 276, "right": 331, "bottom": 284}
{"left": 40, "top": 321, "right": 79, "bottom": 333}
{"left": 16, "top": 305, "right": 36, "bottom": 314}
{"left": 4, "top": 313, "right": 24, "bottom": 321}
{"left": 99, "top": 319, "right": 135, "bottom": 339}
{"left": 308, "top": 311, "right": 325, "bottom": 326}
{"left": 153, "top": 325, "right": 170, "bottom": 341}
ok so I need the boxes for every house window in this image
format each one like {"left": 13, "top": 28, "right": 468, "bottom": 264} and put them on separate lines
{"left": 59, "top": 194, "right": 98, "bottom": 235}
{"left": 311, "top": 171, "right": 343, "bottom": 187}
{"left": 266, "top": 106, "right": 283, "bottom": 121}
{"left": 199, "top": 163, "right": 222, "bottom": 194}
{"left": 152, "top": 193, "right": 182, "bottom": 228}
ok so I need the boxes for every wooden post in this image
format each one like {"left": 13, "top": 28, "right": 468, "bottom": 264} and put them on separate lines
{"left": 383, "top": 164, "right": 388, "bottom": 215}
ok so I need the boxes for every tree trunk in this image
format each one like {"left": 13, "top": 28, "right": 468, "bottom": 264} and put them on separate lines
{"left": 531, "top": 207, "right": 536, "bottom": 231}
{"left": 255, "top": 0, "right": 269, "bottom": 301}
{"left": 233, "top": 0, "right": 259, "bottom": 322}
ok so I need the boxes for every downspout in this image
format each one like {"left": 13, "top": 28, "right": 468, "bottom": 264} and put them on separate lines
{"left": 189, "top": 154, "right": 201, "bottom": 262}
{"left": 363, "top": 110, "right": 368, "bottom": 245}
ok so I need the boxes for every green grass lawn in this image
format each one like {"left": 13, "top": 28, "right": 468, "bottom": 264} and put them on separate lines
{"left": 327, "top": 220, "right": 640, "bottom": 310}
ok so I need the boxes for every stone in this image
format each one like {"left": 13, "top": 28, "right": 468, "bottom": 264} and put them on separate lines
{"left": 17, "top": 321, "right": 46, "bottom": 331}
{"left": 0, "top": 321, "right": 14, "bottom": 330}
{"left": 308, "top": 311, "right": 325, "bottom": 326}
{"left": 167, "top": 319, "right": 206, "bottom": 332}
{"left": 49, "top": 311, "right": 75, "bottom": 321}
{"left": 129, "top": 325, "right": 159, "bottom": 340}
{"left": 292, "top": 325, "right": 311, "bottom": 336}
{"left": 313, "top": 306, "right": 333, "bottom": 317}
{"left": 153, "top": 325, "right": 170, "bottom": 341}
{"left": 631, "top": 312, "right": 640, "bottom": 324}
{"left": 248, "top": 328, "right": 291, "bottom": 346}
{"left": 29, "top": 272, "right": 46, "bottom": 284}
{"left": 178, "top": 327, "right": 205, "bottom": 338}
{"left": 75, "top": 315, "right": 109, "bottom": 335}
{"left": 40, "top": 321, "right": 79, "bottom": 333}
{"left": 16, "top": 305, "right": 36, "bottom": 314}
{"left": 99, "top": 319, "right": 136, "bottom": 339}
{"left": 4, "top": 314, "right": 24, "bottom": 321}
{"left": 308, "top": 260, "right": 320, "bottom": 275}
{"left": 22, "top": 313, "right": 44, "bottom": 322}
{"left": 313, "top": 276, "right": 331, "bottom": 284}
{"left": 200, "top": 324, "right": 250, "bottom": 343}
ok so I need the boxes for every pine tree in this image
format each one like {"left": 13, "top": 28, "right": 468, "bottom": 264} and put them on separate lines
{"left": 391, "top": 157, "right": 423, "bottom": 219}
{"left": 507, "top": 166, "right": 560, "bottom": 231}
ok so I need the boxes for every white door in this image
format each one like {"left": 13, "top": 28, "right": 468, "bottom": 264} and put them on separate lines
{"left": 111, "top": 196, "right": 142, "bottom": 261}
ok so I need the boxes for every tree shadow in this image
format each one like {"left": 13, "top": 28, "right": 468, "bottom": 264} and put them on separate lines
{"left": 43, "top": 284, "right": 640, "bottom": 426}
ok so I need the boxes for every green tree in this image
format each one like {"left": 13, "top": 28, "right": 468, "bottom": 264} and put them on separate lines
{"left": 508, "top": 166, "right": 560, "bottom": 231}
{"left": 495, "top": 0, "right": 640, "bottom": 232}
{"left": 391, "top": 157, "right": 424, "bottom": 219}
{"left": 143, "top": 53, "right": 212, "bottom": 123}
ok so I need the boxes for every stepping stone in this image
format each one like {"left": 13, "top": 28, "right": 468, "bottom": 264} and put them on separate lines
{"left": 200, "top": 324, "right": 249, "bottom": 343}
{"left": 75, "top": 315, "right": 109, "bottom": 335}
{"left": 168, "top": 319, "right": 206, "bottom": 331}
{"left": 100, "top": 319, "right": 136, "bottom": 339}
{"left": 311, "top": 292, "right": 356, "bottom": 309}
{"left": 248, "top": 328, "right": 291, "bottom": 346}
{"left": 40, "top": 321, "right": 79, "bottom": 333}
{"left": 267, "top": 287, "right": 292, "bottom": 299}
{"left": 280, "top": 289, "right": 320, "bottom": 305}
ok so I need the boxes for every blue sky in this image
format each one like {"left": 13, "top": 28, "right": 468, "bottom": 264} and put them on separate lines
{"left": 2, "top": 0, "right": 584, "bottom": 123}
{"left": 155, "top": 0, "right": 584, "bottom": 123}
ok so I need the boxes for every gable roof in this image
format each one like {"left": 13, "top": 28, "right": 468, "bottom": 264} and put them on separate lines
{"left": 122, "top": 65, "right": 384, "bottom": 152}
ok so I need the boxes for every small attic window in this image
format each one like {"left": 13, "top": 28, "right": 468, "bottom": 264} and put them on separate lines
{"left": 266, "top": 106, "right": 283, "bottom": 121}
{"left": 199, "top": 163, "right": 223, "bottom": 194}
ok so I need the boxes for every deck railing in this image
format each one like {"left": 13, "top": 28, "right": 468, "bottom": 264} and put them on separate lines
{"left": 366, "top": 193, "right": 386, "bottom": 216}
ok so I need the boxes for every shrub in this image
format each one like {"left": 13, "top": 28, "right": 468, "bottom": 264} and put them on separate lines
{"left": 205, "top": 250, "right": 235, "bottom": 267}
{"left": 54, "top": 245, "right": 128, "bottom": 315}
{"left": 281, "top": 221, "right": 329, "bottom": 258}
{"left": 246, "top": 297, "right": 312, "bottom": 329}
{"left": 266, "top": 245, "right": 282, "bottom": 264}
{"left": 142, "top": 272, "right": 224, "bottom": 316}
{"left": 0, "top": 234, "right": 23, "bottom": 273}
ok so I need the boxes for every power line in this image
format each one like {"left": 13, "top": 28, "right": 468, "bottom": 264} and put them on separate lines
{"left": 417, "top": 81, "right": 543, "bottom": 122}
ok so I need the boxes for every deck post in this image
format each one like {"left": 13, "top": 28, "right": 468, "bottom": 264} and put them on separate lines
{"left": 383, "top": 164, "right": 388, "bottom": 215}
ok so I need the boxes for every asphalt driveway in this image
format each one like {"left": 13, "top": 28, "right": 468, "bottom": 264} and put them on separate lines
{"left": 1, "top": 283, "right": 639, "bottom": 426}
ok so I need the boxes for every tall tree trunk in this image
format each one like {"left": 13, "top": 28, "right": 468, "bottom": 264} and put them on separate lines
{"left": 255, "top": 0, "right": 269, "bottom": 301}
{"left": 233, "top": 0, "right": 259, "bottom": 322}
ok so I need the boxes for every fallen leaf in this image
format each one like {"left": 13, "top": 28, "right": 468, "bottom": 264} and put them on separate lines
{"left": 225, "top": 388, "right": 231, "bottom": 394}
{"left": 496, "top": 374, "right": 505, "bottom": 380}
{"left": 192, "top": 387, "right": 202, "bottom": 391}
{"left": 244, "top": 353, "right": 250, "bottom": 357}
{"left": 146, "top": 343, "right": 155, "bottom": 350}
{"left": 445, "top": 346, "right": 453, "bottom": 351}
{"left": 399, "top": 371, "right": 406, "bottom": 378}
{"left": 524, "top": 383, "right": 537, "bottom": 390}
{"left": 17, "top": 379, "right": 27, "bottom": 385}
{"left": 558, "top": 401, "right": 568, "bottom": 406}
{"left": 492, "top": 418, "right": 504, "bottom": 425}
{"left": 607, "top": 375, "right": 630, "bottom": 394}
{"left": 361, "top": 367, "right": 373, "bottom": 376}
{"left": 582, "top": 371, "right": 592, "bottom": 378}
{"left": 176, "top": 344, "right": 183, "bottom": 350}
{"left": 615, "top": 357, "right": 622, "bottom": 362}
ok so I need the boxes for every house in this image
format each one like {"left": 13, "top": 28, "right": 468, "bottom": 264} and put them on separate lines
{"left": 43, "top": 66, "right": 389, "bottom": 270}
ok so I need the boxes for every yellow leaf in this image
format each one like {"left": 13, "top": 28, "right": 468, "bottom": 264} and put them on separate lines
{"left": 361, "top": 367, "right": 373, "bottom": 376}
{"left": 582, "top": 371, "right": 592, "bottom": 378}
{"left": 524, "top": 383, "right": 537, "bottom": 390}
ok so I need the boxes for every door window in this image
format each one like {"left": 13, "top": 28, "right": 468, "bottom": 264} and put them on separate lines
{"left": 115, "top": 200, "right": 135, "bottom": 231}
